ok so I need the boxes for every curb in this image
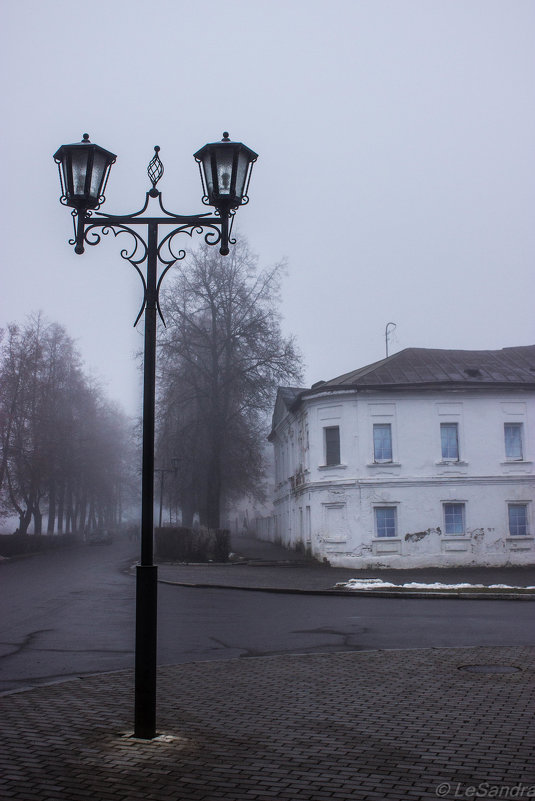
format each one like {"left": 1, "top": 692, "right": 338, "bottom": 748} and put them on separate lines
{"left": 158, "top": 577, "right": 535, "bottom": 600}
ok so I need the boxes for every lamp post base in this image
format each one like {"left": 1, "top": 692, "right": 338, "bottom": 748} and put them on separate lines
{"left": 134, "top": 564, "right": 158, "bottom": 739}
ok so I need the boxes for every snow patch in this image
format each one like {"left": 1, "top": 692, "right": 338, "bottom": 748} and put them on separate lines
{"left": 334, "top": 578, "right": 535, "bottom": 591}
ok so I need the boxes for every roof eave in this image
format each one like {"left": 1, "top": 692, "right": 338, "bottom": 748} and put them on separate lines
{"left": 291, "top": 380, "right": 535, "bottom": 409}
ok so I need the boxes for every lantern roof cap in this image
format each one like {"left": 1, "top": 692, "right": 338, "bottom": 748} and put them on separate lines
{"left": 193, "top": 132, "right": 258, "bottom": 161}
{"left": 53, "top": 134, "right": 117, "bottom": 162}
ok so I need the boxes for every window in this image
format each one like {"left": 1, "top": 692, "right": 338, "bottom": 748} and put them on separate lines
{"left": 324, "top": 426, "right": 340, "bottom": 466}
{"left": 440, "top": 423, "right": 459, "bottom": 461}
{"left": 373, "top": 424, "right": 392, "bottom": 462}
{"left": 375, "top": 507, "right": 397, "bottom": 538}
{"left": 504, "top": 423, "right": 523, "bottom": 461}
{"left": 508, "top": 504, "right": 529, "bottom": 536}
{"left": 443, "top": 503, "right": 465, "bottom": 535}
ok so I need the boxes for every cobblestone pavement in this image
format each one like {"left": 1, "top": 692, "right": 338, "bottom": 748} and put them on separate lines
{"left": 1, "top": 646, "right": 534, "bottom": 800}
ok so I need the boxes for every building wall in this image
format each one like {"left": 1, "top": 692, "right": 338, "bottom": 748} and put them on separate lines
{"left": 265, "top": 389, "right": 535, "bottom": 567}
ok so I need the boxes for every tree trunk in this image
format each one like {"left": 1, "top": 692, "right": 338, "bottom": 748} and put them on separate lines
{"left": 18, "top": 509, "right": 32, "bottom": 535}
{"left": 181, "top": 496, "right": 195, "bottom": 528}
{"left": 88, "top": 500, "right": 97, "bottom": 533}
{"left": 78, "top": 498, "right": 87, "bottom": 535}
{"left": 65, "top": 495, "right": 72, "bottom": 534}
{"left": 57, "top": 483, "right": 65, "bottom": 534}
{"left": 47, "top": 480, "right": 56, "bottom": 534}
{"left": 33, "top": 506, "right": 42, "bottom": 536}
{"left": 206, "top": 456, "right": 221, "bottom": 529}
{"left": 116, "top": 483, "right": 122, "bottom": 528}
{"left": 206, "top": 403, "right": 222, "bottom": 529}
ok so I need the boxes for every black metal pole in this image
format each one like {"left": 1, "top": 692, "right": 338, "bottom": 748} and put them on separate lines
{"left": 134, "top": 221, "right": 158, "bottom": 739}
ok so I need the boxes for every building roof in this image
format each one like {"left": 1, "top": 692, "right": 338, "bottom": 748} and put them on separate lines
{"left": 269, "top": 346, "right": 535, "bottom": 439}
{"left": 269, "top": 386, "right": 307, "bottom": 439}
{"left": 307, "top": 346, "right": 535, "bottom": 393}
{"left": 277, "top": 386, "right": 306, "bottom": 408}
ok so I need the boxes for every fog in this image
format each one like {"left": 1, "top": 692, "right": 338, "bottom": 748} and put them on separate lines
{"left": 2, "top": 0, "right": 533, "bottom": 415}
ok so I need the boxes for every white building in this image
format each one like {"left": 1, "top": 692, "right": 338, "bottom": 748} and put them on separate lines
{"left": 262, "top": 346, "right": 535, "bottom": 568}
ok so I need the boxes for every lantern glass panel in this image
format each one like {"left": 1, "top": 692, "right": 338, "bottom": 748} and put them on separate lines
{"left": 201, "top": 152, "right": 214, "bottom": 196}
{"left": 234, "top": 150, "right": 250, "bottom": 200}
{"left": 90, "top": 150, "right": 109, "bottom": 200}
{"left": 71, "top": 148, "right": 90, "bottom": 196}
{"left": 214, "top": 146, "right": 234, "bottom": 197}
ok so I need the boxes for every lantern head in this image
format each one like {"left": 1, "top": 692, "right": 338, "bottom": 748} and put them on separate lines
{"left": 194, "top": 132, "right": 257, "bottom": 213}
{"left": 53, "top": 134, "right": 116, "bottom": 211}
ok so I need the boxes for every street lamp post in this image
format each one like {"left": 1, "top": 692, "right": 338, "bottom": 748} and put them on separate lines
{"left": 53, "top": 133, "right": 257, "bottom": 739}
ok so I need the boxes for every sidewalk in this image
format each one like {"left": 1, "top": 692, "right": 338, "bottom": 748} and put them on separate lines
{"left": 1, "top": 646, "right": 533, "bottom": 800}
{"left": 157, "top": 532, "right": 535, "bottom": 598}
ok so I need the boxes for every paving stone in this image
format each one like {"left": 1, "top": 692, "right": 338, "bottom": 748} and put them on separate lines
{"left": 0, "top": 646, "right": 533, "bottom": 800}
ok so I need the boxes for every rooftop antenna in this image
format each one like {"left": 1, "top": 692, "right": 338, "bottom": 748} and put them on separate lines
{"left": 385, "top": 322, "right": 397, "bottom": 358}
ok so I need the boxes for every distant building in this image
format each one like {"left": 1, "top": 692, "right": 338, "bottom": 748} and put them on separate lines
{"left": 261, "top": 346, "right": 535, "bottom": 567}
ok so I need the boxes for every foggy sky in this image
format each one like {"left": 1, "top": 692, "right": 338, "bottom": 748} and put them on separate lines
{"left": 2, "top": 0, "right": 533, "bottom": 416}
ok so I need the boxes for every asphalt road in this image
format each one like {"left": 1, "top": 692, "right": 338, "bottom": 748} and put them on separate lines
{"left": 0, "top": 538, "right": 137, "bottom": 693}
{"left": 1, "top": 537, "right": 534, "bottom": 693}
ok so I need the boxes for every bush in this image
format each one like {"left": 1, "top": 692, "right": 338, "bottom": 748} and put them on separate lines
{"left": 155, "top": 527, "right": 230, "bottom": 563}
{"left": 213, "top": 529, "right": 230, "bottom": 562}
{"left": 0, "top": 533, "right": 78, "bottom": 558}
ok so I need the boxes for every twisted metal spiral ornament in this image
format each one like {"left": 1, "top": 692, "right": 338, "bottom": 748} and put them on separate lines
{"left": 147, "top": 146, "right": 164, "bottom": 197}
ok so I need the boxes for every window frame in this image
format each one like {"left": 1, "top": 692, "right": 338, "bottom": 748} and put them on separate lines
{"left": 373, "top": 423, "right": 393, "bottom": 463}
{"left": 504, "top": 423, "right": 524, "bottom": 461}
{"left": 508, "top": 503, "right": 529, "bottom": 536}
{"left": 440, "top": 422, "right": 460, "bottom": 462}
{"left": 374, "top": 506, "right": 397, "bottom": 538}
{"left": 324, "top": 425, "right": 341, "bottom": 467}
{"left": 443, "top": 502, "right": 466, "bottom": 535}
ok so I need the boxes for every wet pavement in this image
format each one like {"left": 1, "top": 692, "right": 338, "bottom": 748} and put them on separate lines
{"left": 1, "top": 646, "right": 533, "bottom": 800}
{"left": 1, "top": 533, "right": 534, "bottom": 800}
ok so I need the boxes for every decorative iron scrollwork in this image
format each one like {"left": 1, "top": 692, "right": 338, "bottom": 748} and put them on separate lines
{"left": 158, "top": 223, "right": 222, "bottom": 266}
{"left": 83, "top": 222, "right": 149, "bottom": 326}
{"left": 147, "top": 146, "right": 164, "bottom": 197}
{"left": 62, "top": 155, "right": 233, "bottom": 322}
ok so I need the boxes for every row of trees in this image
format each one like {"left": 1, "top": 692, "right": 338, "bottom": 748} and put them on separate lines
{"left": 0, "top": 314, "right": 136, "bottom": 535}
{"left": 156, "top": 240, "right": 302, "bottom": 529}
{"left": 0, "top": 240, "right": 301, "bottom": 537}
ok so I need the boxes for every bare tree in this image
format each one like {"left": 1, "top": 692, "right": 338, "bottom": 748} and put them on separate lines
{"left": 157, "top": 240, "right": 302, "bottom": 528}
{"left": 0, "top": 314, "right": 136, "bottom": 535}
